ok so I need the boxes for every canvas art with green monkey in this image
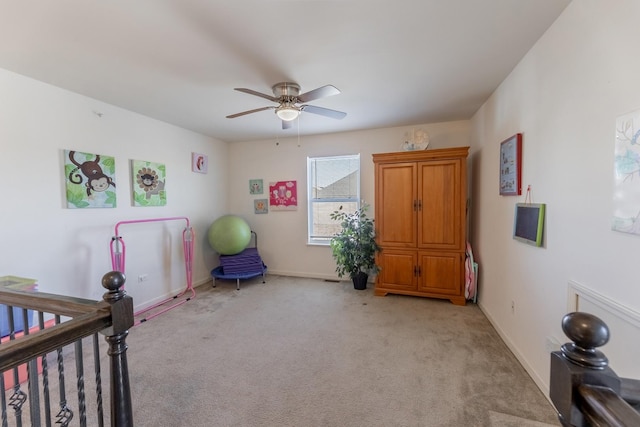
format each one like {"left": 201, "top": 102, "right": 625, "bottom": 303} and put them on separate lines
{"left": 64, "top": 149, "right": 116, "bottom": 209}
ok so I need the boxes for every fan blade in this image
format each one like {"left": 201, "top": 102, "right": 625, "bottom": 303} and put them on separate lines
{"left": 297, "top": 85, "right": 340, "bottom": 103}
{"left": 282, "top": 120, "right": 293, "bottom": 130}
{"left": 234, "top": 88, "right": 279, "bottom": 102}
{"left": 301, "top": 104, "right": 347, "bottom": 120}
{"left": 226, "top": 106, "right": 274, "bottom": 119}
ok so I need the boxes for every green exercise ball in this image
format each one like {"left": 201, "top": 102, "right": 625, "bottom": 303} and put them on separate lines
{"left": 207, "top": 215, "right": 251, "bottom": 255}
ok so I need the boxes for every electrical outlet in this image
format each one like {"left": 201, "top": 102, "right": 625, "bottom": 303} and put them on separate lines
{"left": 138, "top": 274, "right": 148, "bottom": 283}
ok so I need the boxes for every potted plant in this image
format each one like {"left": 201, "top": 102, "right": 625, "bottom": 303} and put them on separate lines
{"left": 329, "top": 203, "right": 381, "bottom": 290}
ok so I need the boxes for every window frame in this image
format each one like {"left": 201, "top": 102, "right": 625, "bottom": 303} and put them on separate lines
{"left": 307, "top": 154, "right": 361, "bottom": 245}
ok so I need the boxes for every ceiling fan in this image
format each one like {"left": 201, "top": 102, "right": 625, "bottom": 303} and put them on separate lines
{"left": 226, "top": 82, "right": 347, "bottom": 129}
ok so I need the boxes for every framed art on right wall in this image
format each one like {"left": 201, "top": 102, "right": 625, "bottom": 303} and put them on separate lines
{"left": 499, "top": 133, "right": 523, "bottom": 196}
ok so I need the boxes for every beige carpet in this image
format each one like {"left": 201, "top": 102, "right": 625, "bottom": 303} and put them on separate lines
{"left": 488, "top": 411, "right": 557, "bottom": 427}
{"left": 125, "top": 275, "right": 560, "bottom": 427}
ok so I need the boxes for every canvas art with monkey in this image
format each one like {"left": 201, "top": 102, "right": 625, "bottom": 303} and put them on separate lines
{"left": 64, "top": 149, "right": 117, "bottom": 208}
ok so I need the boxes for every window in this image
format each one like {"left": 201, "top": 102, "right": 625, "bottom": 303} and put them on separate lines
{"left": 307, "top": 154, "right": 360, "bottom": 245}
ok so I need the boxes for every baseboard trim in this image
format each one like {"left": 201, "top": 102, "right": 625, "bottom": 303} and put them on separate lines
{"left": 134, "top": 276, "right": 212, "bottom": 312}
{"left": 193, "top": 277, "right": 212, "bottom": 287}
{"left": 265, "top": 269, "right": 343, "bottom": 282}
{"left": 477, "top": 302, "right": 552, "bottom": 404}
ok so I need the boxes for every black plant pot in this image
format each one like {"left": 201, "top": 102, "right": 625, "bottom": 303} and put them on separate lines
{"left": 351, "top": 272, "right": 368, "bottom": 290}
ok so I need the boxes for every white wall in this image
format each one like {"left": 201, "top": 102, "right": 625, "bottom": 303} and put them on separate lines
{"left": 470, "top": 0, "right": 640, "bottom": 394}
{"left": 228, "top": 121, "right": 470, "bottom": 280}
{"left": 0, "top": 63, "right": 471, "bottom": 307}
{"left": 9, "top": 2, "right": 634, "bottom": 401}
{"left": 0, "top": 65, "right": 471, "bottom": 309}
{"left": 0, "top": 69, "right": 228, "bottom": 308}
{"left": 10, "top": 1, "right": 638, "bottom": 402}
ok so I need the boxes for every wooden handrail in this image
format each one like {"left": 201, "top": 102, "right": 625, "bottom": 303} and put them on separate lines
{"left": 0, "top": 308, "right": 112, "bottom": 372}
{"left": 0, "top": 286, "right": 101, "bottom": 317}
{"left": 620, "top": 378, "right": 640, "bottom": 408}
{"left": 0, "top": 271, "right": 135, "bottom": 426}
{"left": 579, "top": 385, "right": 640, "bottom": 427}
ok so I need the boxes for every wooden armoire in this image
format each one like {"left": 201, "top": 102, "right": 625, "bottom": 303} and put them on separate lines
{"left": 372, "top": 146, "right": 469, "bottom": 305}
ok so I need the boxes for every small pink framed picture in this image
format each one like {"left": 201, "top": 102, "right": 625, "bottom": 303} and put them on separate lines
{"left": 192, "top": 152, "right": 208, "bottom": 174}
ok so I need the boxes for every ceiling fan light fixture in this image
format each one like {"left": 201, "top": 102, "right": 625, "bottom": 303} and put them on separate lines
{"left": 276, "top": 105, "right": 300, "bottom": 121}
{"left": 229, "top": 83, "right": 345, "bottom": 123}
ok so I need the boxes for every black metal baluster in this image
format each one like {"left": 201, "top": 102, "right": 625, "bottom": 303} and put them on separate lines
{"left": 55, "top": 315, "right": 73, "bottom": 426}
{"left": 75, "top": 340, "right": 87, "bottom": 427}
{"left": 7, "top": 306, "right": 26, "bottom": 427}
{"left": 39, "top": 312, "right": 52, "bottom": 427}
{"left": 23, "top": 308, "right": 41, "bottom": 427}
{"left": 93, "top": 333, "right": 104, "bottom": 427}
{"left": 1, "top": 356, "right": 8, "bottom": 427}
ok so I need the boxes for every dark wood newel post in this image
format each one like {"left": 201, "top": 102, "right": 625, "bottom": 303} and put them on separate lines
{"left": 550, "top": 312, "right": 617, "bottom": 426}
{"left": 101, "top": 271, "right": 135, "bottom": 427}
{"left": 549, "top": 312, "right": 635, "bottom": 427}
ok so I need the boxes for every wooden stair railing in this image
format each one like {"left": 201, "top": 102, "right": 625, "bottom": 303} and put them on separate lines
{"left": 0, "top": 271, "right": 134, "bottom": 426}
{"left": 550, "top": 312, "right": 640, "bottom": 427}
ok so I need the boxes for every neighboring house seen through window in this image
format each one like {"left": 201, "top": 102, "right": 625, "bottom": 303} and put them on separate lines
{"left": 307, "top": 154, "right": 360, "bottom": 245}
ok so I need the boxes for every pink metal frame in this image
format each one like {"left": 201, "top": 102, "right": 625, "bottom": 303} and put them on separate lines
{"left": 109, "top": 216, "right": 195, "bottom": 324}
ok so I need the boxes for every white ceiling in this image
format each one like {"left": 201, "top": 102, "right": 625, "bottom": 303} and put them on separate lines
{"left": 0, "top": 1, "right": 571, "bottom": 143}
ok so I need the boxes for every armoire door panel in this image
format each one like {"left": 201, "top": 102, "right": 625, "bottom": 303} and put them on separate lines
{"left": 376, "top": 163, "right": 417, "bottom": 247}
{"left": 377, "top": 251, "right": 416, "bottom": 291}
{"left": 418, "top": 252, "right": 463, "bottom": 296}
{"left": 418, "top": 159, "right": 462, "bottom": 250}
